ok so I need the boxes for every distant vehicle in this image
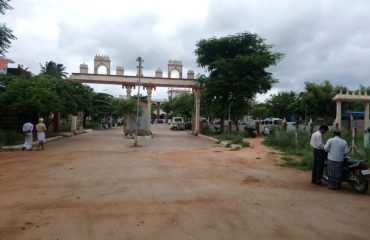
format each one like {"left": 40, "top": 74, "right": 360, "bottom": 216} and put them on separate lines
{"left": 244, "top": 126, "right": 257, "bottom": 138}
{"left": 260, "top": 118, "right": 283, "bottom": 134}
{"left": 239, "top": 120, "right": 256, "bottom": 127}
{"left": 170, "top": 117, "right": 185, "bottom": 130}
{"left": 261, "top": 118, "right": 283, "bottom": 126}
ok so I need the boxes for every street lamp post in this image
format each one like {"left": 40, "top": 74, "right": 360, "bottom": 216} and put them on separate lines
{"left": 134, "top": 57, "right": 143, "bottom": 146}
{"left": 228, "top": 93, "right": 233, "bottom": 135}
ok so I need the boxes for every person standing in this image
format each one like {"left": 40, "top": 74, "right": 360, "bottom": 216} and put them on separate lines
{"left": 35, "top": 118, "right": 47, "bottom": 151}
{"left": 324, "top": 131, "right": 349, "bottom": 190}
{"left": 22, "top": 120, "right": 34, "bottom": 151}
{"left": 310, "top": 125, "right": 329, "bottom": 185}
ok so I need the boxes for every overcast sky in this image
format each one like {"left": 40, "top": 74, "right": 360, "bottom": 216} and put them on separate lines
{"left": 4, "top": 0, "right": 370, "bottom": 101}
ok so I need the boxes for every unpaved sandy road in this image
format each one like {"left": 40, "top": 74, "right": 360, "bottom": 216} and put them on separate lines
{"left": 0, "top": 125, "right": 369, "bottom": 240}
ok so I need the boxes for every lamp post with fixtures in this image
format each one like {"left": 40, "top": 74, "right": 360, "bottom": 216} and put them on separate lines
{"left": 134, "top": 57, "right": 143, "bottom": 146}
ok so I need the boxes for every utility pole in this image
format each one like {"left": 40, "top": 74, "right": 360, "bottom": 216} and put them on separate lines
{"left": 134, "top": 57, "right": 143, "bottom": 146}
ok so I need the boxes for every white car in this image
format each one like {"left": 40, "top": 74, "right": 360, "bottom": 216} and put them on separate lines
{"left": 170, "top": 117, "right": 185, "bottom": 130}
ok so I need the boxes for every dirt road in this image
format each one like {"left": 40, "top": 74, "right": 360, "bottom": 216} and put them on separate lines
{"left": 0, "top": 125, "right": 369, "bottom": 240}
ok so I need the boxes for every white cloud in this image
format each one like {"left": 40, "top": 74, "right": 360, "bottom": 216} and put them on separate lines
{"left": 3, "top": 0, "right": 370, "bottom": 100}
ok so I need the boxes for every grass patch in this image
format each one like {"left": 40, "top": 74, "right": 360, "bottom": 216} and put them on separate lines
{"left": 217, "top": 132, "right": 249, "bottom": 147}
{"left": 280, "top": 155, "right": 311, "bottom": 171}
{"left": 265, "top": 129, "right": 369, "bottom": 171}
{"left": 85, "top": 121, "right": 101, "bottom": 130}
{"left": 264, "top": 130, "right": 315, "bottom": 171}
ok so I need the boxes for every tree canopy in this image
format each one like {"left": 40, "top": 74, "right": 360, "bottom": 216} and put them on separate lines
{"left": 250, "top": 81, "right": 370, "bottom": 124}
{"left": 159, "top": 93, "right": 194, "bottom": 120}
{"left": 0, "top": 75, "right": 99, "bottom": 126}
{"left": 0, "top": 0, "right": 16, "bottom": 55}
{"left": 40, "top": 61, "right": 68, "bottom": 79}
{"left": 266, "top": 91, "right": 298, "bottom": 120}
{"left": 195, "top": 32, "right": 282, "bottom": 131}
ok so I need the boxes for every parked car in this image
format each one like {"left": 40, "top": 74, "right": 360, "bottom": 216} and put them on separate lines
{"left": 239, "top": 120, "right": 256, "bottom": 127}
{"left": 260, "top": 118, "right": 283, "bottom": 134}
{"left": 261, "top": 118, "right": 283, "bottom": 126}
{"left": 170, "top": 117, "right": 185, "bottom": 130}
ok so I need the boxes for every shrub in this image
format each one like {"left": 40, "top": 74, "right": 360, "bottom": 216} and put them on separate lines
{"left": 201, "top": 124, "right": 211, "bottom": 135}
{"left": 265, "top": 129, "right": 370, "bottom": 171}
{"left": 60, "top": 121, "right": 71, "bottom": 132}
{"left": 265, "top": 130, "right": 313, "bottom": 171}
{"left": 0, "top": 129, "right": 24, "bottom": 146}
{"left": 85, "top": 121, "right": 101, "bottom": 129}
{"left": 218, "top": 133, "right": 235, "bottom": 141}
{"left": 231, "top": 135, "right": 245, "bottom": 146}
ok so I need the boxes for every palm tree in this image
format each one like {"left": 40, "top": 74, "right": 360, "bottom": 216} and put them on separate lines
{"left": 40, "top": 61, "right": 68, "bottom": 79}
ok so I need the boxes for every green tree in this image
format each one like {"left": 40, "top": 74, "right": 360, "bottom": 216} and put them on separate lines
{"left": 0, "top": 0, "right": 16, "bottom": 55}
{"left": 161, "top": 100, "right": 172, "bottom": 122}
{"left": 266, "top": 91, "right": 298, "bottom": 120}
{"left": 53, "top": 80, "right": 93, "bottom": 115}
{"left": 300, "top": 81, "right": 337, "bottom": 122}
{"left": 195, "top": 32, "right": 282, "bottom": 132}
{"left": 116, "top": 98, "right": 138, "bottom": 118}
{"left": 170, "top": 93, "right": 194, "bottom": 120}
{"left": 89, "top": 92, "right": 116, "bottom": 121}
{"left": 250, "top": 103, "right": 270, "bottom": 120}
{"left": 0, "top": 76, "right": 62, "bottom": 120}
{"left": 40, "top": 61, "right": 68, "bottom": 79}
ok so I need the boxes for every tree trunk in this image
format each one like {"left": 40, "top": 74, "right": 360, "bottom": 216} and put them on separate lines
{"left": 83, "top": 114, "right": 87, "bottom": 128}
{"left": 220, "top": 116, "right": 225, "bottom": 133}
{"left": 234, "top": 118, "right": 239, "bottom": 132}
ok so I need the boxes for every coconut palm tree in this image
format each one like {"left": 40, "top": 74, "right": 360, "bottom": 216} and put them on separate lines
{"left": 40, "top": 61, "right": 68, "bottom": 79}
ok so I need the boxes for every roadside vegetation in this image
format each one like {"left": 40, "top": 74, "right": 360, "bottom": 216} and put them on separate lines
{"left": 218, "top": 132, "right": 249, "bottom": 147}
{"left": 265, "top": 129, "right": 370, "bottom": 171}
{"left": 0, "top": 71, "right": 139, "bottom": 146}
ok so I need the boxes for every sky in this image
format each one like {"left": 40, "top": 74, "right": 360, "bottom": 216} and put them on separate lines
{"left": 3, "top": 0, "right": 370, "bottom": 102}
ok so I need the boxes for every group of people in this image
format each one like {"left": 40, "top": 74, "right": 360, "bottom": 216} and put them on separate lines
{"left": 22, "top": 118, "right": 47, "bottom": 151}
{"left": 310, "top": 125, "right": 349, "bottom": 190}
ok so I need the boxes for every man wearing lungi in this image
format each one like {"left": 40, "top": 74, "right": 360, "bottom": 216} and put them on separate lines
{"left": 324, "top": 131, "right": 349, "bottom": 190}
{"left": 36, "top": 118, "right": 47, "bottom": 151}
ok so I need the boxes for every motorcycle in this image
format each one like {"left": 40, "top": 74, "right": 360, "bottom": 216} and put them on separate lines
{"left": 322, "top": 158, "right": 370, "bottom": 194}
{"left": 244, "top": 126, "right": 257, "bottom": 138}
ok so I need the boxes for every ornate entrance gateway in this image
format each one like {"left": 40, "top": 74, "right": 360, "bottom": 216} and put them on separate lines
{"left": 69, "top": 56, "right": 201, "bottom": 135}
{"left": 333, "top": 90, "right": 370, "bottom": 131}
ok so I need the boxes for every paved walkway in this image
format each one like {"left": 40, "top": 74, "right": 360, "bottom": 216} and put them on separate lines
{"left": 0, "top": 124, "right": 369, "bottom": 240}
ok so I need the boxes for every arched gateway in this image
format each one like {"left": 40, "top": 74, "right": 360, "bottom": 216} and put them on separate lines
{"left": 69, "top": 56, "right": 201, "bottom": 135}
{"left": 333, "top": 90, "right": 370, "bottom": 130}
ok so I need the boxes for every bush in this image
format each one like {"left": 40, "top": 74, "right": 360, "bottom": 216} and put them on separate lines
{"left": 85, "top": 121, "right": 101, "bottom": 129}
{"left": 201, "top": 124, "right": 211, "bottom": 135}
{"left": 0, "top": 129, "right": 24, "bottom": 146}
{"left": 218, "top": 133, "right": 236, "bottom": 141}
{"left": 60, "top": 121, "right": 71, "bottom": 132}
{"left": 231, "top": 135, "right": 247, "bottom": 146}
{"left": 265, "top": 130, "right": 311, "bottom": 149}
{"left": 266, "top": 129, "right": 370, "bottom": 171}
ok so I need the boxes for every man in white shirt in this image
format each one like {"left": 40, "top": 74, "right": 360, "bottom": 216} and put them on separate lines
{"left": 324, "top": 131, "right": 349, "bottom": 190}
{"left": 310, "top": 125, "right": 329, "bottom": 185}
